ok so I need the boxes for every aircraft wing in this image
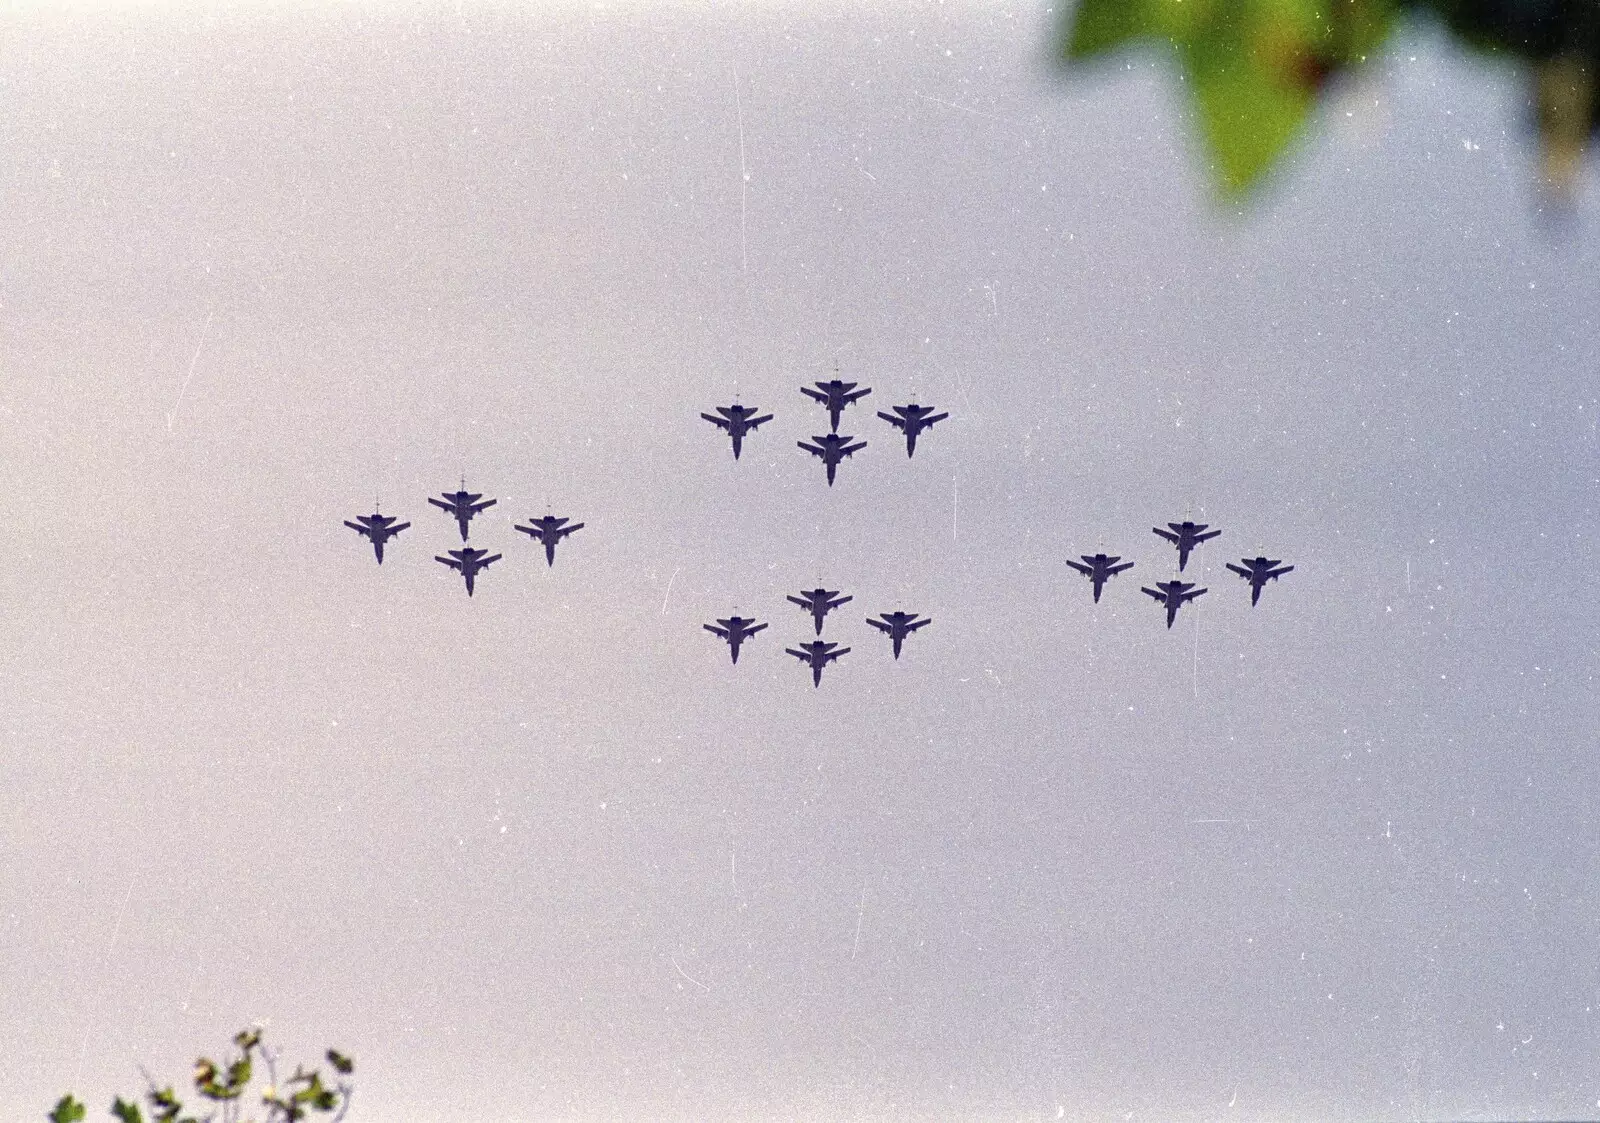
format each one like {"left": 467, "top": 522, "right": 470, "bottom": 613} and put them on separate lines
{"left": 435, "top": 555, "right": 462, "bottom": 571}
{"left": 845, "top": 388, "right": 872, "bottom": 403}
{"left": 907, "top": 617, "right": 931, "bottom": 631}
{"left": 785, "top": 648, "right": 810, "bottom": 661}
{"left": 749, "top": 413, "right": 773, "bottom": 428}
{"left": 746, "top": 621, "right": 768, "bottom": 634}
{"left": 1064, "top": 559, "right": 1092, "bottom": 576}
{"left": 1182, "top": 587, "right": 1207, "bottom": 602}
{"left": 428, "top": 497, "right": 453, "bottom": 511}
{"left": 1268, "top": 565, "right": 1294, "bottom": 578}
{"left": 825, "top": 646, "right": 850, "bottom": 661}
{"left": 471, "top": 498, "right": 497, "bottom": 512}
{"left": 482, "top": 553, "right": 503, "bottom": 566}
{"left": 867, "top": 618, "right": 891, "bottom": 633}
{"left": 391, "top": 521, "right": 410, "bottom": 533}
{"left": 829, "top": 594, "right": 853, "bottom": 609}
{"left": 1226, "top": 563, "right": 1250, "bottom": 578}
{"left": 926, "top": 412, "right": 949, "bottom": 425}
{"left": 841, "top": 441, "right": 866, "bottom": 456}
{"left": 704, "top": 623, "right": 730, "bottom": 638}
{"left": 344, "top": 521, "right": 368, "bottom": 535}
{"left": 1152, "top": 527, "right": 1179, "bottom": 543}
{"left": 701, "top": 412, "right": 730, "bottom": 430}
{"left": 1141, "top": 586, "right": 1164, "bottom": 602}
{"left": 1196, "top": 528, "right": 1221, "bottom": 542}
{"left": 877, "top": 410, "right": 906, "bottom": 430}
{"left": 559, "top": 522, "right": 585, "bottom": 538}
{"left": 786, "top": 595, "right": 810, "bottom": 609}
{"left": 798, "top": 440, "right": 824, "bottom": 456}
{"left": 800, "top": 386, "right": 827, "bottom": 403}
{"left": 1108, "top": 561, "right": 1133, "bottom": 575}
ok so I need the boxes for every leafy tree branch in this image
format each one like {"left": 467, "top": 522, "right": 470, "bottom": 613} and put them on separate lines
{"left": 48, "top": 1029, "right": 353, "bottom": 1123}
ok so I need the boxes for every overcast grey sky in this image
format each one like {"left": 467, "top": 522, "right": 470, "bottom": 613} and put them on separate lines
{"left": 3, "top": 2, "right": 1598, "bottom": 1120}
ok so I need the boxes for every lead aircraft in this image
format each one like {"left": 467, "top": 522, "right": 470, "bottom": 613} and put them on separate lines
{"left": 802, "top": 379, "right": 872, "bottom": 431}
{"left": 1226, "top": 556, "right": 1294, "bottom": 606}
{"left": 788, "top": 587, "right": 852, "bottom": 634}
{"left": 430, "top": 485, "right": 497, "bottom": 542}
{"left": 1065, "top": 553, "right": 1134, "bottom": 602}
{"left": 786, "top": 640, "right": 849, "bottom": 687}
{"left": 704, "top": 615, "right": 767, "bottom": 664}
{"left": 1141, "top": 580, "right": 1206, "bottom": 628}
{"left": 877, "top": 403, "right": 948, "bottom": 457}
{"left": 435, "top": 546, "right": 502, "bottom": 596}
{"left": 1152, "top": 520, "right": 1221, "bottom": 571}
{"left": 344, "top": 511, "right": 410, "bottom": 565}
{"left": 701, "top": 403, "right": 774, "bottom": 460}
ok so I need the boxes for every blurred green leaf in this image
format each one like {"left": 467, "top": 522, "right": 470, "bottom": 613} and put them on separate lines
{"left": 1062, "top": 0, "right": 1600, "bottom": 199}
{"left": 47, "top": 1095, "right": 86, "bottom": 1123}
{"left": 325, "top": 1050, "right": 353, "bottom": 1076}
{"left": 1065, "top": 0, "right": 1404, "bottom": 194}
{"left": 110, "top": 1098, "right": 144, "bottom": 1123}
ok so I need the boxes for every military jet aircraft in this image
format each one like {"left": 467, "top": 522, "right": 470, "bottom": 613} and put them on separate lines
{"left": 514, "top": 514, "right": 585, "bottom": 566}
{"left": 703, "top": 615, "right": 767, "bottom": 664}
{"left": 788, "top": 587, "right": 852, "bottom": 634}
{"left": 867, "top": 611, "right": 931, "bottom": 659}
{"left": 786, "top": 640, "right": 850, "bottom": 687}
{"left": 877, "top": 403, "right": 948, "bottom": 457}
{"left": 1226, "top": 556, "right": 1295, "bottom": 606}
{"left": 1152, "top": 520, "right": 1221, "bottom": 571}
{"left": 1065, "top": 553, "right": 1135, "bottom": 603}
{"left": 1141, "top": 580, "right": 1206, "bottom": 628}
{"left": 798, "top": 433, "right": 867, "bottom": 486}
{"left": 701, "top": 403, "right": 773, "bottom": 460}
{"left": 435, "top": 546, "right": 502, "bottom": 596}
{"left": 802, "top": 379, "right": 872, "bottom": 431}
{"left": 343, "top": 511, "right": 410, "bottom": 565}
{"left": 429, "top": 485, "right": 497, "bottom": 542}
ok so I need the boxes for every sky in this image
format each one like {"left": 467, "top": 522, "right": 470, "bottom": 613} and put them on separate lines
{"left": 2, "top": 2, "right": 1599, "bottom": 1120}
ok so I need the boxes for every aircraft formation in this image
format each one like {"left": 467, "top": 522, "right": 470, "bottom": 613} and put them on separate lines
{"left": 346, "top": 374, "right": 1295, "bottom": 682}
{"left": 703, "top": 376, "right": 949, "bottom": 486}
{"left": 703, "top": 583, "right": 932, "bottom": 687}
{"left": 345, "top": 481, "right": 583, "bottom": 597}
{"left": 1062, "top": 520, "right": 1294, "bottom": 628}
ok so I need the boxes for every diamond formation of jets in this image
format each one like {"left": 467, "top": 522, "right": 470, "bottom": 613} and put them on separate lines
{"left": 429, "top": 485, "right": 497, "bottom": 542}
{"left": 786, "top": 639, "right": 850, "bottom": 687}
{"left": 435, "top": 545, "right": 502, "bottom": 597}
{"left": 1226, "top": 556, "right": 1294, "bottom": 606}
{"left": 788, "top": 587, "right": 852, "bottom": 634}
{"left": 798, "top": 433, "right": 867, "bottom": 486}
{"left": 515, "top": 514, "right": 584, "bottom": 567}
{"left": 703, "top": 615, "right": 767, "bottom": 664}
{"left": 867, "top": 611, "right": 931, "bottom": 659}
{"left": 802, "top": 379, "right": 872, "bottom": 432}
{"left": 877, "top": 403, "right": 948, "bottom": 458}
{"left": 344, "top": 511, "right": 410, "bottom": 565}
{"left": 1142, "top": 579, "right": 1207, "bottom": 628}
{"left": 1152, "top": 520, "right": 1221, "bottom": 571}
{"left": 701, "top": 403, "right": 773, "bottom": 460}
{"left": 1064, "top": 553, "right": 1135, "bottom": 603}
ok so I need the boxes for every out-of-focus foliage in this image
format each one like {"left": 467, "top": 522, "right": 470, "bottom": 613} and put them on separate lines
{"left": 1063, "top": 0, "right": 1600, "bottom": 196}
{"left": 48, "top": 1029, "right": 354, "bottom": 1123}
